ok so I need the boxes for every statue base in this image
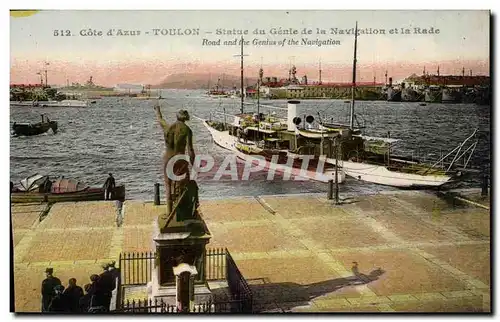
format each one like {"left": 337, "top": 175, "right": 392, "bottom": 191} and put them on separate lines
{"left": 147, "top": 280, "right": 213, "bottom": 305}
{"left": 147, "top": 212, "right": 212, "bottom": 306}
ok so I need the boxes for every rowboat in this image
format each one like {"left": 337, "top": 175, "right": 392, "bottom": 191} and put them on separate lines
{"left": 12, "top": 115, "right": 57, "bottom": 136}
{"left": 11, "top": 186, "right": 126, "bottom": 203}
{"left": 10, "top": 100, "right": 89, "bottom": 108}
{"left": 10, "top": 175, "right": 126, "bottom": 203}
{"left": 297, "top": 128, "right": 338, "bottom": 139}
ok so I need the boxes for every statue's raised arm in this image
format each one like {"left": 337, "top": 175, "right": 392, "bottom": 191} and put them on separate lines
{"left": 154, "top": 105, "right": 169, "bottom": 141}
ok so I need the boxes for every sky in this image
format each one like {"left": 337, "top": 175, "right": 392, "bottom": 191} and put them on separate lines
{"left": 10, "top": 10, "right": 490, "bottom": 86}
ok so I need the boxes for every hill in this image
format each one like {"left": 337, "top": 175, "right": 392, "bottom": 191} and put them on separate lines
{"left": 153, "top": 73, "right": 258, "bottom": 89}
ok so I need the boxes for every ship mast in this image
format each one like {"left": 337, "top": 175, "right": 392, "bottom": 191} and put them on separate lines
{"left": 350, "top": 21, "right": 358, "bottom": 130}
{"left": 233, "top": 37, "right": 248, "bottom": 113}
{"left": 258, "top": 58, "right": 262, "bottom": 133}
{"left": 319, "top": 59, "right": 322, "bottom": 85}
{"left": 240, "top": 36, "right": 244, "bottom": 114}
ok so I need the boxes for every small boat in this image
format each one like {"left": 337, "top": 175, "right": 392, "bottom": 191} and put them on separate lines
{"left": 40, "top": 100, "right": 89, "bottom": 107}
{"left": 318, "top": 123, "right": 363, "bottom": 135}
{"left": 206, "top": 76, "right": 229, "bottom": 98}
{"left": 10, "top": 101, "right": 38, "bottom": 107}
{"left": 297, "top": 128, "right": 338, "bottom": 139}
{"left": 387, "top": 86, "right": 402, "bottom": 102}
{"left": 11, "top": 174, "right": 126, "bottom": 203}
{"left": 12, "top": 115, "right": 57, "bottom": 136}
{"left": 208, "top": 93, "right": 229, "bottom": 98}
{"left": 10, "top": 100, "right": 89, "bottom": 108}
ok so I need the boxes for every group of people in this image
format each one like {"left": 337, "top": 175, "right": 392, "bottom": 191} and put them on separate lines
{"left": 41, "top": 262, "right": 118, "bottom": 313}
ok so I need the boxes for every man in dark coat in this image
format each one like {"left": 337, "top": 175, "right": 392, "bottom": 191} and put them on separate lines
{"left": 103, "top": 173, "right": 116, "bottom": 200}
{"left": 108, "top": 261, "right": 119, "bottom": 288}
{"left": 85, "top": 274, "right": 108, "bottom": 312}
{"left": 41, "top": 268, "right": 62, "bottom": 312}
{"left": 79, "top": 284, "right": 93, "bottom": 313}
{"left": 48, "top": 285, "right": 69, "bottom": 312}
{"left": 97, "top": 264, "right": 114, "bottom": 311}
{"left": 63, "top": 278, "right": 84, "bottom": 313}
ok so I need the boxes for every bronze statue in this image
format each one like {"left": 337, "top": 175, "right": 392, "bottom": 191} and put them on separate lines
{"left": 154, "top": 105, "right": 197, "bottom": 228}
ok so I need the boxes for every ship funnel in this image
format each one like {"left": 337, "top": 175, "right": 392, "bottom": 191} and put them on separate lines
{"left": 287, "top": 100, "right": 300, "bottom": 131}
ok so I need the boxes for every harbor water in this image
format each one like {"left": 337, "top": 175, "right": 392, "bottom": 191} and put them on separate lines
{"left": 10, "top": 89, "right": 491, "bottom": 200}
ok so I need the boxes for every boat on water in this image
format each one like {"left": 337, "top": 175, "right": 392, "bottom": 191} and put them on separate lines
{"left": 317, "top": 121, "right": 362, "bottom": 135}
{"left": 197, "top": 37, "right": 346, "bottom": 183}
{"left": 442, "top": 86, "right": 463, "bottom": 103}
{"left": 318, "top": 22, "right": 478, "bottom": 188}
{"left": 10, "top": 174, "right": 125, "bottom": 203}
{"left": 424, "top": 86, "right": 442, "bottom": 103}
{"left": 401, "top": 84, "right": 422, "bottom": 102}
{"left": 206, "top": 76, "right": 230, "bottom": 98}
{"left": 12, "top": 115, "right": 58, "bottom": 136}
{"left": 296, "top": 127, "right": 339, "bottom": 139}
{"left": 474, "top": 86, "right": 491, "bottom": 105}
{"left": 386, "top": 78, "right": 402, "bottom": 102}
{"left": 386, "top": 87, "right": 402, "bottom": 102}
{"left": 201, "top": 23, "right": 479, "bottom": 189}
{"left": 208, "top": 92, "right": 229, "bottom": 98}
{"left": 10, "top": 99, "right": 89, "bottom": 108}
{"left": 198, "top": 116, "right": 345, "bottom": 183}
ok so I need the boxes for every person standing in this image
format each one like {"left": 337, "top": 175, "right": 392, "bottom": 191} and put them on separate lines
{"left": 41, "top": 268, "right": 61, "bottom": 312}
{"left": 103, "top": 173, "right": 116, "bottom": 200}
{"left": 63, "top": 278, "right": 84, "bottom": 313}
{"left": 48, "top": 285, "right": 69, "bottom": 312}
{"left": 79, "top": 284, "right": 93, "bottom": 313}
{"left": 87, "top": 274, "right": 106, "bottom": 312}
{"left": 98, "top": 264, "right": 113, "bottom": 312}
{"left": 108, "top": 261, "right": 119, "bottom": 288}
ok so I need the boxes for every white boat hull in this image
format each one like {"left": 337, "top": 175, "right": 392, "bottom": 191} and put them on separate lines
{"left": 43, "top": 100, "right": 88, "bottom": 107}
{"left": 10, "top": 100, "right": 88, "bottom": 108}
{"left": 201, "top": 119, "right": 345, "bottom": 183}
{"left": 325, "top": 158, "right": 451, "bottom": 188}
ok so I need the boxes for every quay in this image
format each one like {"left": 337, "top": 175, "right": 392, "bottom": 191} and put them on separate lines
{"left": 11, "top": 189, "right": 490, "bottom": 312}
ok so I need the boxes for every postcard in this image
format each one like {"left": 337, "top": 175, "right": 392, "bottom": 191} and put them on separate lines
{"left": 10, "top": 9, "right": 490, "bottom": 313}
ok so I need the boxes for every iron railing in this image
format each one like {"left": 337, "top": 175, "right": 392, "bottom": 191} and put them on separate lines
{"left": 226, "top": 251, "right": 252, "bottom": 311}
{"left": 116, "top": 248, "right": 253, "bottom": 313}
{"left": 118, "top": 251, "right": 154, "bottom": 285}
{"left": 206, "top": 247, "right": 226, "bottom": 280}
{"left": 118, "top": 248, "right": 228, "bottom": 286}
{"left": 117, "top": 297, "right": 249, "bottom": 313}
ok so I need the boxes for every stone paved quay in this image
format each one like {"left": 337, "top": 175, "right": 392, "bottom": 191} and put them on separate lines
{"left": 11, "top": 189, "right": 490, "bottom": 312}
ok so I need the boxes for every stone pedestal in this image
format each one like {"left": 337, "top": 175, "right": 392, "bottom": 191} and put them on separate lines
{"left": 147, "top": 210, "right": 212, "bottom": 307}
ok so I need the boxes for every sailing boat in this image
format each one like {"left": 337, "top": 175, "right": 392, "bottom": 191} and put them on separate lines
{"left": 196, "top": 37, "right": 345, "bottom": 183}
{"left": 207, "top": 75, "right": 229, "bottom": 98}
{"left": 319, "top": 22, "right": 479, "bottom": 188}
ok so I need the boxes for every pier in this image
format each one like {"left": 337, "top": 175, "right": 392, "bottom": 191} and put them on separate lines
{"left": 11, "top": 189, "right": 490, "bottom": 312}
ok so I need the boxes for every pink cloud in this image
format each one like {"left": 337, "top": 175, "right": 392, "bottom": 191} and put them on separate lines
{"left": 10, "top": 58, "right": 489, "bottom": 87}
